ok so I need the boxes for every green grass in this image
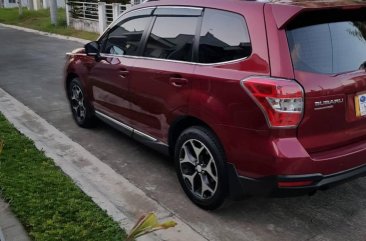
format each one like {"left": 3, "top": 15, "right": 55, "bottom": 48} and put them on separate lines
{"left": 0, "top": 8, "right": 99, "bottom": 40}
{"left": 0, "top": 114, "right": 126, "bottom": 241}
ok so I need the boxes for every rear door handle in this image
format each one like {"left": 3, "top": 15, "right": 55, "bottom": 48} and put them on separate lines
{"left": 170, "top": 77, "right": 188, "bottom": 87}
{"left": 119, "top": 68, "right": 129, "bottom": 78}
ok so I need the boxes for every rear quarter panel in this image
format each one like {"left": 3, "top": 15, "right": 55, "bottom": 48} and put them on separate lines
{"left": 188, "top": 3, "right": 272, "bottom": 174}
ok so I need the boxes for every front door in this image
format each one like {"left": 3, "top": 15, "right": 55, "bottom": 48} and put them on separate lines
{"left": 88, "top": 14, "right": 153, "bottom": 126}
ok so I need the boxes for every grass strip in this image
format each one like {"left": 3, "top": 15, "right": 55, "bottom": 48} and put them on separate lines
{"left": 0, "top": 8, "right": 99, "bottom": 40}
{"left": 0, "top": 113, "right": 126, "bottom": 241}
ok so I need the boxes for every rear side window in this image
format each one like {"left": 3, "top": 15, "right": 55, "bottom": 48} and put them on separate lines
{"left": 287, "top": 18, "right": 366, "bottom": 74}
{"left": 143, "top": 16, "right": 199, "bottom": 61}
{"left": 102, "top": 17, "right": 151, "bottom": 56}
{"left": 198, "top": 9, "right": 252, "bottom": 64}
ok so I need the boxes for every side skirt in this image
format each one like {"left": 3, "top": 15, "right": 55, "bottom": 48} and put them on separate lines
{"left": 95, "top": 110, "right": 170, "bottom": 156}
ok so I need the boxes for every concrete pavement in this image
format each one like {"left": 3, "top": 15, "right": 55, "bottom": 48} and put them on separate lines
{"left": 0, "top": 82, "right": 206, "bottom": 241}
{"left": 1, "top": 25, "right": 366, "bottom": 241}
{"left": 0, "top": 198, "right": 30, "bottom": 241}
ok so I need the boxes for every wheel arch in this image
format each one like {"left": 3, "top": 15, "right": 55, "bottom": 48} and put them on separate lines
{"left": 168, "top": 116, "right": 225, "bottom": 158}
{"left": 65, "top": 72, "right": 79, "bottom": 97}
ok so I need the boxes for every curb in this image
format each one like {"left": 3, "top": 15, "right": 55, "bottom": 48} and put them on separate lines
{"left": 0, "top": 88, "right": 207, "bottom": 241}
{"left": 0, "top": 23, "right": 90, "bottom": 44}
{"left": 0, "top": 198, "right": 30, "bottom": 241}
{"left": 0, "top": 227, "right": 5, "bottom": 241}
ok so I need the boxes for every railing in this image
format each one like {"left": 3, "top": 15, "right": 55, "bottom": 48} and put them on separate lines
{"left": 120, "top": 4, "right": 129, "bottom": 13}
{"left": 66, "top": 0, "right": 135, "bottom": 34}
{"left": 67, "top": 1, "right": 99, "bottom": 21}
{"left": 106, "top": 4, "right": 114, "bottom": 24}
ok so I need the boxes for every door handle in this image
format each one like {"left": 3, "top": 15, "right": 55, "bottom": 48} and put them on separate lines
{"left": 119, "top": 68, "right": 129, "bottom": 78}
{"left": 170, "top": 77, "right": 188, "bottom": 87}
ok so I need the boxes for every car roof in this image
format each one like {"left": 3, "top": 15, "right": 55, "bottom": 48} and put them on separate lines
{"left": 143, "top": 0, "right": 366, "bottom": 8}
{"left": 133, "top": 0, "right": 366, "bottom": 28}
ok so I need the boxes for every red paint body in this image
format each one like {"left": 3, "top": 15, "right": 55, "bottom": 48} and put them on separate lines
{"left": 64, "top": 0, "right": 366, "bottom": 194}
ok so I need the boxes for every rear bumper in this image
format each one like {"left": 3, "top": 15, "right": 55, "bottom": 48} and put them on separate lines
{"left": 227, "top": 163, "right": 366, "bottom": 199}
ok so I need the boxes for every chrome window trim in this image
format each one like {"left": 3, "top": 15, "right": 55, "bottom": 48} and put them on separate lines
{"left": 66, "top": 52, "right": 87, "bottom": 56}
{"left": 98, "top": 53, "right": 250, "bottom": 66}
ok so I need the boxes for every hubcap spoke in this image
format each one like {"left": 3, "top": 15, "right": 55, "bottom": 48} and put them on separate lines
{"left": 199, "top": 174, "right": 215, "bottom": 198}
{"left": 180, "top": 145, "right": 196, "bottom": 166}
{"left": 189, "top": 140, "right": 204, "bottom": 159}
{"left": 182, "top": 172, "right": 197, "bottom": 192}
{"left": 202, "top": 158, "right": 218, "bottom": 182}
{"left": 79, "top": 105, "right": 86, "bottom": 118}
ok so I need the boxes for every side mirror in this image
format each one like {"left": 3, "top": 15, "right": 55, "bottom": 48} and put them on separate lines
{"left": 85, "top": 41, "right": 100, "bottom": 57}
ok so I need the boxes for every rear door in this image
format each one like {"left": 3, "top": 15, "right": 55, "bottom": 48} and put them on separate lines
{"left": 285, "top": 8, "right": 366, "bottom": 153}
{"left": 129, "top": 7, "right": 202, "bottom": 142}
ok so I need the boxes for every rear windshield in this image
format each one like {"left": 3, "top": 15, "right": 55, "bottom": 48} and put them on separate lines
{"left": 286, "top": 10, "right": 366, "bottom": 75}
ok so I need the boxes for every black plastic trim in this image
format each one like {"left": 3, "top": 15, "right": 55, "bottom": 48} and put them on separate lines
{"left": 227, "top": 163, "right": 366, "bottom": 199}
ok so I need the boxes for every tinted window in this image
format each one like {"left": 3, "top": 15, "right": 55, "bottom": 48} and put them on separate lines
{"left": 287, "top": 21, "right": 366, "bottom": 74}
{"left": 102, "top": 17, "right": 151, "bottom": 56}
{"left": 198, "top": 9, "right": 252, "bottom": 64}
{"left": 143, "top": 16, "right": 198, "bottom": 61}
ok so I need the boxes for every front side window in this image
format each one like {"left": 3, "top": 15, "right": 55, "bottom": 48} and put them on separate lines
{"left": 143, "top": 16, "right": 199, "bottom": 61}
{"left": 198, "top": 9, "right": 252, "bottom": 64}
{"left": 101, "top": 17, "right": 151, "bottom": 56}
{"left": 287, "top": 13, "right": 366, "bottom": 74}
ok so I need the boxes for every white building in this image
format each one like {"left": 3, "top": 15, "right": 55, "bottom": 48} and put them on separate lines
{"left": 1, "top": 0, "right": 65, "bottom": 9}
{"left": 2, "top": 0, "right": 28, "bottom": 8}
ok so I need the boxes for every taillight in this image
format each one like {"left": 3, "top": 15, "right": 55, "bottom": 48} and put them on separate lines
{"left": 241, "top": 76, "right": 304, "bottom": 128}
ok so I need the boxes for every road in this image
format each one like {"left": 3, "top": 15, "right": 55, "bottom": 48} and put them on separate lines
{"left": 1, "top": 25, "right": 366, "bottom": 241}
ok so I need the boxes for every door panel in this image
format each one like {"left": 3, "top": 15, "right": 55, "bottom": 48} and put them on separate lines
{"left": 129, "top": 59, "right": 194, "bottom": 142}
{"left": 88, "top": 15, "right": 153, "bottom": 125}
{"left": 89, "top": 56, "right": 135, "bottom": 125}
{"left": 128, "top": 14, "right": 200, "bottom": 142}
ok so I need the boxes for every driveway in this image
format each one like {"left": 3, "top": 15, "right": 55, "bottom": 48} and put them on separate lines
{"left": 1, "top": 25, "right": 366, "bottom": 241}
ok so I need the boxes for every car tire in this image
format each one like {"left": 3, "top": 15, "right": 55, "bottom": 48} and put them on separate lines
{"left": 174, "top": 126, "right": 228, "bottom": 210}
{"left": 68, "top": 78, "right": 95, "bottom": 128}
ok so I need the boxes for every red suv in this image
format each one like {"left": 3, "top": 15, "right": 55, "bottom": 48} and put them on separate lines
{"left": 64, "top": 0, "right": 366, "bottom": 209}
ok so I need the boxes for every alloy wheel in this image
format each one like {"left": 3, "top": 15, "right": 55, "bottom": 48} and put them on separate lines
{"left": 70, "top": 85, "right": 86, "bottom": 122}
{"left": 179, "top": 139, "right": 218, "bottom": 200}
